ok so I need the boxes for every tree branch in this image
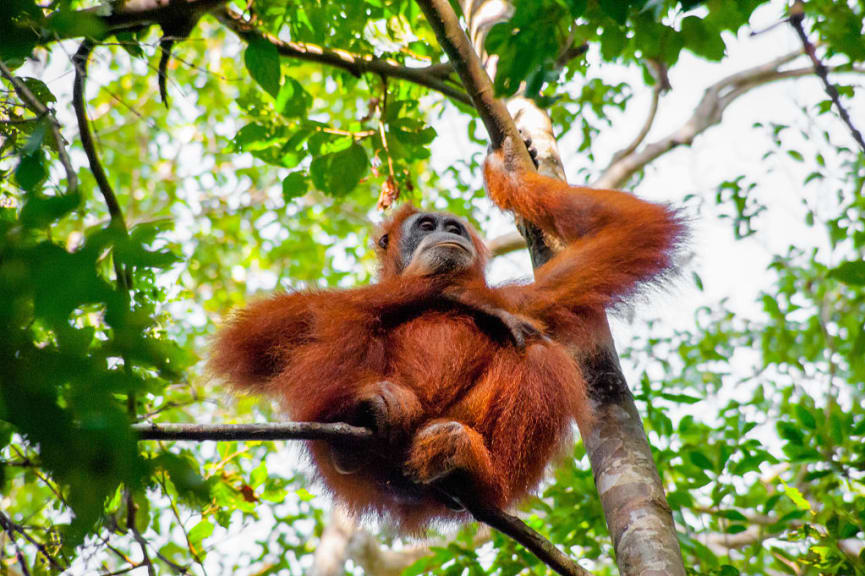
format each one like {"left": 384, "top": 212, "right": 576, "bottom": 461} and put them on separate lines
{"left": 51, "top": 0, "right": 228, "bottom": 40}
{"left": 609, "top": 82, "right": 662, "bottom": 164}
{"left": 132, "top": 421, "right": 374, "bottom": 443}
{"left": 486, "top": 230, "right": 527, "bottom": 256}
{"left": 133, "top": 420, "right": 590, "bottom": 575}
{"left": 72, "top": 39, "right": 132, "bottom": 290}
{"left": 788, "top": 1, "right": 865, "bottom": 153}
{"left": 414, "top": 0, "right": 532, "bottom": 168}
{"left": 215, "top": 8, "right": 472, "bottom": 107}
{"left": 72, "top": 40, "right": 126, "bottom": 232}
{"left": 466, "top": 503, "right": 591, "bottom": 576}
{"left": 595, "top": 50, "right": 865, "bottom": 190}
{"left": 0, "top": 61, "right": 78, "bottom": 195}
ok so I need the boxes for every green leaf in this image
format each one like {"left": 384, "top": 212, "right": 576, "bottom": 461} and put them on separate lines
{"left": 19, "top": 77, "right": 56, "bottom": 106}
{"left": 245, "top": 36, "right": 281, "bottom": 98}
{"left": 15, "top": 151, "right": 46, "bottom": 192}
{"left": 599, "top": 0, "right": 629, "bottom": 23}
{"left": 777, "top": 421, "right": 805, "bottom": 445}
{"left": 681, "top": 16, "right": 726, "bottom": 60}
{"left": 660, "top": 392, "right": 702, "bottom": 404}
{"left": 276, "top": 77, "right": 311, "bottom": 117}
{"left": 282, "top": 171, "right": 309, "bottom": 201}
{"left": 188, "top": 519, "right": 214, "bottom": 546}
{"left": 688, "top": 450, "right": 714, "bottom": 471}
{"left": 20, "top": 191, "right": 82, "bottom": 228}
{"left": 828, "top": 260, "right": 865, "bottom": 285}
{"left": 718, "top": 509, "right": 748, "bottom": 522}
{"left": 250, "top": 462, "right": 267, "bottom": 488}
{"left": 46, "top": 9, "right": 106, "bottom": 39}
{"left": 794, "top": 404, "right": 816, "bottom": 430}
{"left": 310, "top": 142, "right": 368, "bottom": 197}
{"left": 781, "top": 481, "right": 812, "bottom": 512}
{"left": 0, "top": 0, "right": 42, "bottom": 62}
{"left": 296, "top": 487, "right": 316, "bottom": 502}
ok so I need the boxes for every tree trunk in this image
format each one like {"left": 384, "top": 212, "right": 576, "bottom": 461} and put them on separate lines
{"left": 458, "top": 2, "right": 686, "bottom": 574}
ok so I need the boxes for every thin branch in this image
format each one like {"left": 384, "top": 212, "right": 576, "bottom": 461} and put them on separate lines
{"left": 463, "top": 502, "right": 592, "bottom": 576}
{"left": 487, "top": 230, "right": 527, "bottom": 256}
{"left": 215, "top": 8, "right": 472, "bottom": 106}
{"left": 72, "top": 41, "right": 126, "bottom": 231}
{"left": 55, "top": 0, "right": 229, "bottom": 40}
{"left": 72, "top": 39, "right": 131, "bottom": 290}
{"left": 610, "top": 82, "right": 662, "bottom": 163}
{"left": 789, "top": 1, "right": 865, "bottom": 153}
{"left": 0, "top": 60, "right": 78, "bottom": 194}
{"left": 133, "top": 421, "right": 374, "bottom": 443}
{"left": 129, "top": 523, "right": 156, "bottom": 576}
{"left": 1, "top": 516, "right": 32, "bottom": 576}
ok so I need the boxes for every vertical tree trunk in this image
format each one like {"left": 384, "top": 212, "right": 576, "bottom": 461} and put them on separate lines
{"left": 457, "top": 2, "right": 686, "bottom": 574}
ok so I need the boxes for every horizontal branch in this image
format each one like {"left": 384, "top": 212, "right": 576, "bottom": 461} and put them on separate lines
{"left": 133, "top": 419, "right": 590, "bottom": 575}
{"left": 52, "top": 0, "right": 228, "bottom": 39}
{"left": 132, "top": 421, "right": 374, "bottom": 442}
{"left": 216, "top": 8, "right": 472, "bottom": 106}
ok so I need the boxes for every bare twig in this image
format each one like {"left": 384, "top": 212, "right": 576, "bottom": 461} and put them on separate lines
{"left": 72, "top": 41, "right": 126, "bottom": 231}
{"left": 216, "top": 8, "right": 472, "bottom": 106}
{"left": 133, "top": 421, "right": 374, "bottom": 443}
{"left": 0, "top": 60, "right": 78, "bottom": 194}
{"left": 486, "top": 230, "right": 527, "bottom": 256}
{"left": 610, "top": 82, "right": 662, "bottom": 163}
{"left": 157, "top": 37, "right": 175, "bottom": 107}
{"left": 129, "top": 522, "right": 156, "bottom": 576}
{"left": 72, "top": 39, "right": 132, "bottom": 290}
{"left": 789, "top": 1, "right": 865, "bottom": 152}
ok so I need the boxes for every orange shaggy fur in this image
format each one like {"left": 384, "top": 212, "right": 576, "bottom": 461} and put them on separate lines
{"left": 211, "top": 147, "right": 684, "bottom": 531}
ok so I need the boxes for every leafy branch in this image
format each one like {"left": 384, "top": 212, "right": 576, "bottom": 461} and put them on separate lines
{"left": 216, "top": 8, "right": 471, "bottom": 106}
{"left": 0, "top": 61, "right": 78, "bottom": 195}
{"left": 788, "top": 1, "right": 865, "bottom": 152}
